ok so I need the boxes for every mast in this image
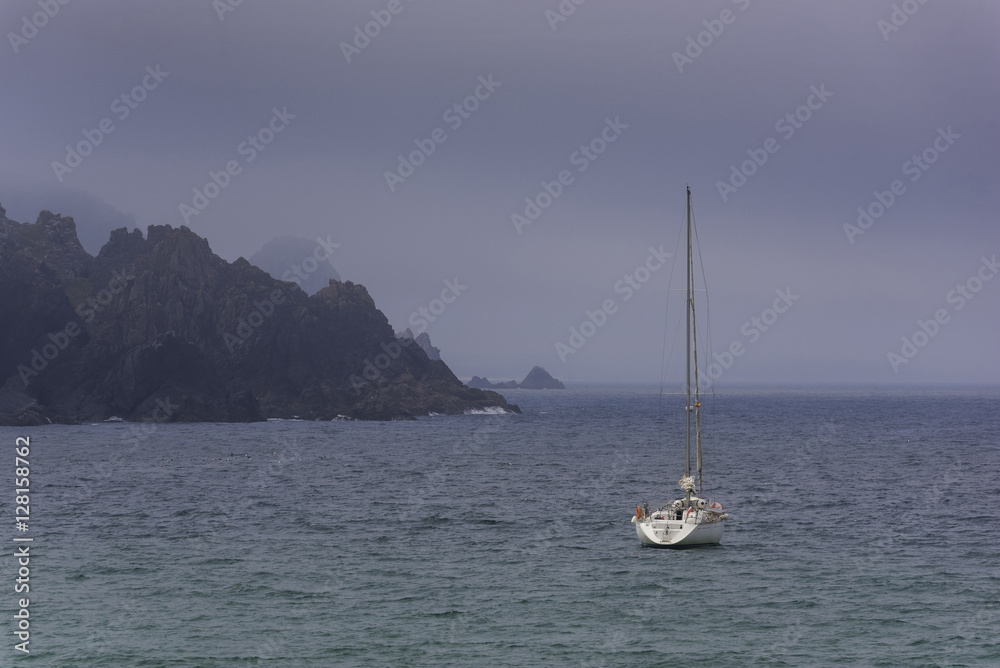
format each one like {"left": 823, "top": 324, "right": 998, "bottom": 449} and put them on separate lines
{"left": 691, "top": 190, "right": 703, "bottom": 497}
{"left": 684, "top": 186, "right": 692, "bottom": 482}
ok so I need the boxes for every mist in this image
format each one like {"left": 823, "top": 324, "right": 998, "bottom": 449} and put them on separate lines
{"left": 2, "top": 0, "right": 997, "bottom": 384}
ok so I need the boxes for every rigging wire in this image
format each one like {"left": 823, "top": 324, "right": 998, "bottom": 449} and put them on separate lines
{"left": 690, "top": 192, "right": 717, "bottom": 499}
{"left": 658, "top": 205, "right": 687, "bottom": 489}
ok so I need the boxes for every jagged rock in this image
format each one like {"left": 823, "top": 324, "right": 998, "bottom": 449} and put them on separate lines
{"left": 518, "top": 366, "right": 565, "bottom": 389}
{"left": 414, "top": 333, "right": 440, "bottom": 361}
{"left": 0, "top": 206, "right": 519, "bottom": 424}
{"left": 397, "top": 328, "right": 441, "bottom": 361}
{"left": 0, "top": 187, "right": 138, "bottom": 255}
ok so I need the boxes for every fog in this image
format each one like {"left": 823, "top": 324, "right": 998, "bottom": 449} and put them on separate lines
{"left": 2, "top": 0, "right": 997, "bottom": 384}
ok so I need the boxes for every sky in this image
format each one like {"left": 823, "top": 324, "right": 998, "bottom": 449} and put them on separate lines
{"left": 1, "top": 0, "right": 997, "bottom": 385}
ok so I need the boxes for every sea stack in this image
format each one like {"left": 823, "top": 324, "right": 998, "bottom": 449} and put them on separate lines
{"left": 518, "top": 366, "right": 565, "bottom": 390}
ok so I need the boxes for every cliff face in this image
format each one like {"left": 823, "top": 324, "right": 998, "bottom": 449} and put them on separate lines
{"left": 0, "top": 207, "right": 518, "bottom": 424}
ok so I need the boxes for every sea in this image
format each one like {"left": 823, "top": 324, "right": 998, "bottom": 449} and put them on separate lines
{"left": 3, "top": 385, "right": 999, "bottom": 667}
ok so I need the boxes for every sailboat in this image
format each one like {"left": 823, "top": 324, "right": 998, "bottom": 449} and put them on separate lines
{"left": 632, "top": 186, "right": 729, "bottom": 547}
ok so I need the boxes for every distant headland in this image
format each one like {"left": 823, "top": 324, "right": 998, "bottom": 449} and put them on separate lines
{"left": 468, "top": 366, "right": 565, "bottom": 390}
{"left": 0, "top": 205, "right": 519, "bottom": 425}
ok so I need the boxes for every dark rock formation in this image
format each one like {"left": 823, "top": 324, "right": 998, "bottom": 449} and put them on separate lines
{"left": 397, "top": 328, "right": 441, "bottom": 361}
{"left": 469, "top": 376, "right": 517, "bottom": 389}
{"left": 0, "top": 207, "right": 518, "bottom": 425}
{"left": 466, "top": 376, "right": 494, "bottom": 389}
{"left": 248, "top": 235, "right": 341, "bottom": 296}
{"left": 467, "top": 367, "right": 563, "bottom": 390}
{"left": 0, "top": 185, "right": 138, "bottom": 255}
{"left": 518, "top": 366, "right": 565, "bottom": 390}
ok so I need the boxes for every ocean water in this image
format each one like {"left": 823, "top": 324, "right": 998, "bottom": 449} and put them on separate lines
{"left": 3, "top": 386, "right": 999, "bottom": 666}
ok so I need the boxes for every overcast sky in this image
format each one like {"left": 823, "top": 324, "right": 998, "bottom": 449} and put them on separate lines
{"left": 1, "top": 0, "right": 997, "bottom": 385}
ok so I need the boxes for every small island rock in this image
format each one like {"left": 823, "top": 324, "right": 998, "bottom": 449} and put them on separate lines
{"left": 518, "top": 366, "right": 565, "bottom": 390}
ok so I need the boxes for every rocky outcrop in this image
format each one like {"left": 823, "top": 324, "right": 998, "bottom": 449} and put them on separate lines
{"left": 466, "top": 376, "right": 493, "bottom": 389}
{"left": 519, "top": 366, "right": 565, "bottom": 389}
{"left": 467, "top": 376, "right": 517, "bottom": 389}
{"left": 467, "top": 366, "right": 564, "bottom": 390}
{"left": 0, "top": 207, "right": 518, "bottom": 424}
{"left": 1, "top": 187, "right": 139, "bottom": 255}
{"left": 397, "top": 328, "right": 441, "bottom": 361}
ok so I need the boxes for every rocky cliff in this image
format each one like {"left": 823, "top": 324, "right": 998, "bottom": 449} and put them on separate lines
{"left": 0, "top": 206, "right": 518, "bottom": 424}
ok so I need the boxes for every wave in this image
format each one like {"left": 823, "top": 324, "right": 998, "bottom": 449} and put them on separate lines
{"left": 464, "top": 406, "right": 511, "bottom": 415}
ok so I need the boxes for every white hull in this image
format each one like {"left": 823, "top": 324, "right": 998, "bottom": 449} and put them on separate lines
{"left": 634, "top": 512, "right": 724, "bottom": 547}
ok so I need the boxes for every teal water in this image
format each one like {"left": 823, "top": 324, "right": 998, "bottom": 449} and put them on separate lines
{"left": 3, "top": 386, "right": 999, "bottom": 666}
